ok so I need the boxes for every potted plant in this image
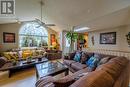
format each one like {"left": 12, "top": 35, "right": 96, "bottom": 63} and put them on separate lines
{"left": 66, "top": 27, "right": 78, "bottom": 52}
{"left": 27, "top": 56, "right": 32, "bottom": 63}
{"left": 78, "top": 34, "right": 84, "bottom": 44}
{"left": 126, "top": 32, "right": 130, "bottom": 47}
{"left": 11, "top": 59, "right": 17, "bottom": 66}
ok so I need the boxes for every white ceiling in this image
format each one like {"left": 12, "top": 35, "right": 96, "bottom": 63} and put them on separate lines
{"left": 0, "top": 0, "right": 130, "bottom": 32}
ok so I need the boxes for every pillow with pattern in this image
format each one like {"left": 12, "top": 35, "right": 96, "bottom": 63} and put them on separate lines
{"left": 86, "top": 56, "right": 100, "bottom": 71}
{"left": 73, "top": 52, "right": 81, "bottom": 62}
{"left": 97, "top": 57, "right": 110, "bottom": 66}
{"left": 80, "top": 52, "right": 89, "bottom": 64}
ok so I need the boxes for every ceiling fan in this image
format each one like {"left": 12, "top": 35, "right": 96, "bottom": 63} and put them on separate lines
{"left": 16, "top": 0, "right": 55, "bottom": 27}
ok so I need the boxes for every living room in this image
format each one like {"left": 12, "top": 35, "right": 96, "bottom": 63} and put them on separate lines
{"left": 0, "top": 0, "right": 130, "bottom": 87}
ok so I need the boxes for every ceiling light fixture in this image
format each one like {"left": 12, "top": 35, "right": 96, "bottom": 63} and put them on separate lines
{"left": 74, "top": 27, "right": 90, "bottom": 32}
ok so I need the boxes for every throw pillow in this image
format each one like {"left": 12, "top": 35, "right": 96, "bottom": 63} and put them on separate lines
{"left": 80, "top": 52, "right": 89, "bottom": 64}
{"left": 73, "top": 52, "right": 81, "bottom": 62}
{"left": 3, "top": 52, "right": 11, "bottom": 60}
{"left": 86, "top": 56, "right": 100, "bottom": 71}
{"left": 97, "top": 57, "right": 110, "bottom": 66}
{"left": 9, "top": 54, "right": 18, "bottom": 60}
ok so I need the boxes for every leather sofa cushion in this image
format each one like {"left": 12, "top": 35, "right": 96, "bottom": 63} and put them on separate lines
{"left": 63, "top": 60, "right": 76, "bottom": 66}
{"left": 70, "top": 70, "right": 115, "bottom": 87}
{"left": 96, "top": 57, "right": 128, "bottom": 80}
{"left": 71, "top": 62, "right": 87, "bottom": 71}
{"left": 53, "top": 78, "right": 75, "bottom": 87}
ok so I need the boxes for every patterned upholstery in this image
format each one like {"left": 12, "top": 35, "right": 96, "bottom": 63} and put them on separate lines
{"left": 3, "top": 52, "right": 19, "bottom": 60}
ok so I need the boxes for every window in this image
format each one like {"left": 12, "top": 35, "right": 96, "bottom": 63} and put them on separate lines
{"left": 64, "top": 33, "right": 70, "bottom": 47}
{"left": 65, "top": 38, "right": 70, "bottom": 47}
{"left": 19, "top": 22, "right": 48, "bottom": 47}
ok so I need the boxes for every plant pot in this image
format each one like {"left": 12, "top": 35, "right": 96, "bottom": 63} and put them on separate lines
{"left": 12, "top": 61, "right": 17, "bottom": 66}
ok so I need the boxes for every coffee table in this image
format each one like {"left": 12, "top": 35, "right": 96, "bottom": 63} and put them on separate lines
{"left": 35, "top": 61, "right": 69, "bottom": 79}
{"left": 0, "top": 58, "right": 48, "bottom": 77}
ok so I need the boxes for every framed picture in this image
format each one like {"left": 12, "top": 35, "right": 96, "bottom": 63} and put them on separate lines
{"left": 3, "top": 32, "right": 15, "bottom": 43}
{"left": 100, "top": 32, "right": 116, "bottom": 44}
{"left": 50, "top": 34, "right": 56, "bottom": 45}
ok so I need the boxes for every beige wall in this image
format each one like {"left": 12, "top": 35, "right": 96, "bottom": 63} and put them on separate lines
{"left": 0, "top": 23, "right": 58, "bottom": 52}
{"left": 88, "top": 25, "right": 130, "bottom": 52}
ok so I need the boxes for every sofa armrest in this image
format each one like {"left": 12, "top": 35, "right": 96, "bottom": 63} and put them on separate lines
{"left": 53, "top": 77, "right": 76, "bottom": 87}
{"left": 35, "top": 76, "right": 75, "bottom": 87}
{"left": 35, "top": 76, "right": 54, "bottom": 87}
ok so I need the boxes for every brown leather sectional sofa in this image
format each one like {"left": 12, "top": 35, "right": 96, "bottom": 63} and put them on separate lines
{"left": 63, "top": 52, "right": 94, "bottom": 72}
{"left": 36, "top": 52, "right": 130, "bottom": 87}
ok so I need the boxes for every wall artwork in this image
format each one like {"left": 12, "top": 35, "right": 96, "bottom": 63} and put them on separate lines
{"left": 91, "top": 36, "right": 94, "bottom": 46}
{"left": 126, "top": 32, "right": 130, "bottom": 47}
{"left": 100, "top": 32, "right": 116, "bottom": 44}
{"left": 50, "top": 34, "right": 56, "bottom": 45}
{"left": 3, "top": 32, "right": 15, "bottom": 43}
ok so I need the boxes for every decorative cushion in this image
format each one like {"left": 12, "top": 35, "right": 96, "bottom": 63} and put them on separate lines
{"left": 3, "top": 52, "right": 11, "bottom": 60}
{"left": 73, "top": 52, "right": 81, "bottom": 62}
{"left": 94, "top": 53, "right": 106, "bottom": 59}
{"left": 80, "top": 52, "right": 89, "bottom": 64}
{"left": 97, "top": 57, "right": 110, "bottom": 66}
{"left": 94, "top": 54, "right": 101, "bottom": 59}
{"left": 3, "top": 52, "right": 19, "bottom": 60}
{"left": 0, "top": 57, "right": 7, "bottom": 68}
{"left": 9, "top": 53, "right": 18, "bottom": 60}
{"left": 86, "top": 56, "right": 100, "bottom": 71}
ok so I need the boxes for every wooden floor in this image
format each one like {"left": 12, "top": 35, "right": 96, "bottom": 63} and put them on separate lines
{"left": 0, "top": 67, "right": 68, "bottom": 87}
{"left": 0, "top": 68, "right": 36, "bottom": 87}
